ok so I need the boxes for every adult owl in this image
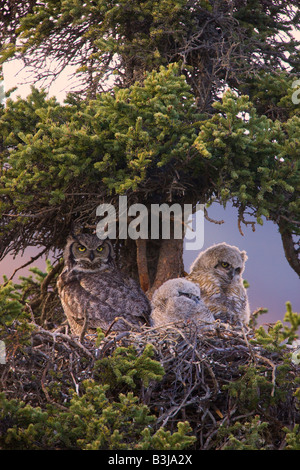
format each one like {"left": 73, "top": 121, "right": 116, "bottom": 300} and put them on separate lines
{"left": 150, "top": 278, "right": 215, "bottom": 328}
{"left": 57, "top": 233, "right": 151, "bottom": 335}
{"left": 187, "top": 242, "right": 250, "bottom": 327}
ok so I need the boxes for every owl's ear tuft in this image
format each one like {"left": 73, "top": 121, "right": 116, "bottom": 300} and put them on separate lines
{"left": 70, "top": 222, "right": 85, "bottom": 239}
{"left": 68, "top": 232, "right": 78, "bottom": 243}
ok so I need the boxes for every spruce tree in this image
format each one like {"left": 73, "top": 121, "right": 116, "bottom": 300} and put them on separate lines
{"left": 0, "top": 1, "right": 299, "bottom": 285}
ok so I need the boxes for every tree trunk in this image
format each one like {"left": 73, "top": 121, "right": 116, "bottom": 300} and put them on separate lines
{"left": 278, "top": 218, "right": 300, "bottom": 278}
{"left": 136, "top": 238, "right": 150, "bottom": 292}
{"left": 136, "top": 237, "right": 184, "bottom": 299}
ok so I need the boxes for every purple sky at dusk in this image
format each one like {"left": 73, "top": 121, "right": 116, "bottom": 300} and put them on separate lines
{"left": 184, "top": 203, "right": 300, "bottom": 325}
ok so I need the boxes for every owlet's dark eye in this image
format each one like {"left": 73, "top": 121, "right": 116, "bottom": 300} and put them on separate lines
{"left": 78, "top": 245, "right": 86, "bottom": 252}
{"left": 96, "top": 246, "right": 104, "bottom": 252}
{"left": 221, "top": 261, "right": 230, "bottom": 269}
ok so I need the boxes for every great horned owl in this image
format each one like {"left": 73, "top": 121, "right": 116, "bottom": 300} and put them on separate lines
{"left": 150, "top": 278, "right": 215, "bottom": 328}
{"left": 57, "top": 233, "right": 151, "bottom": 335}
{"left": 187, "top": 242, "right": 250, "bottom": 327}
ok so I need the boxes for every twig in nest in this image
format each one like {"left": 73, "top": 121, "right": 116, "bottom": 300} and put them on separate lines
{"left": 256, "top": 354, "right": 277, "bottom": 397}
{"left": 41, "top": 361, "right": 68, "bottom": 410}
{"left": 26, "top": 303, "right": 36, "bottom": 323}
{"left": 79, "top": 309, "right": 88, "bottom": 343}
{"left": 68, "top": 353, "right": 80, "bottom": 396}
{"left": 32, "top": 325, "right": 94, "bottom": 358}
{"left": 202, "top": 360, "right": 219, "bottom": 399}
{"left": 99, "top": 331, "right": 131, "bottom": 358}
{"left": 241, "top": 325, "right": 256, "bottom": 363}
{"left": 104, "top": 317, "right": 142, "bottom": 337}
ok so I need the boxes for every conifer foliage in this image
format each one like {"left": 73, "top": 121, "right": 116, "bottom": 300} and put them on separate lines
{"left": 0, "top": 0, "right": 300, "bottom": 278}
{"left": 0, "top": 0, "right": 299, "bottom": 450}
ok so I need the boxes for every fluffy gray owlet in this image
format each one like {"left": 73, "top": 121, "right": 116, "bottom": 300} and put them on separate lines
{"left": 187, "top": 242, "right": 250, "bottom": 327}
{"left": 150, "top": 278, "right": 215, "bottom": 328}
{"left": 57, "top": 233, "right": 151, "bottom": 335}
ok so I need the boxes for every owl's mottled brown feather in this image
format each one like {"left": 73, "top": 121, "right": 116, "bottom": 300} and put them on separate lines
{"left": 57, "top": 234, "right": 150, "bottom": 335}
{"left": 187, "top": 243, "right": 250, "bottom": 327}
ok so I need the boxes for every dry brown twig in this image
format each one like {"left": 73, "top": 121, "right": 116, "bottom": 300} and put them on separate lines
{"left": 0, "top": 319, "right": 299, "bottom": 449}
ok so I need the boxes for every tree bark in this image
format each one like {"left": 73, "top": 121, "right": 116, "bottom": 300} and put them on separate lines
{"left": 278, "top": 218, "right": 300, "bottom": 278}
{"left": 136, "top": 238, "right": 150, "bottom": 292}
{"left": 146, "top": 237, "right": 184, "bottom": 298}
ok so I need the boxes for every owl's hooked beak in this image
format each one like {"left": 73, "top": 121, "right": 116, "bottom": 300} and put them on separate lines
{"left": 228, "top": 267, "right": 235, "bottom": 280}
{"left": 89, "top": 251, "right": 95, "bottom": 261}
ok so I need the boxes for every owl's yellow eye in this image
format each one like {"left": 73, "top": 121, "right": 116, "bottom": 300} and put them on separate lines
{"left": 221, "top": 262, "right": 230, "bottom": 269}
{"left": 78, "top": 245, "right": 86, "bottom": 252}
{"left": 96, "top": 246, "right": 103, "bottom": 252}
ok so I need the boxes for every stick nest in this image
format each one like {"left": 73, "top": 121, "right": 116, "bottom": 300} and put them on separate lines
{"left": 1, "top": 320, "right": 299, "bottom": 449}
